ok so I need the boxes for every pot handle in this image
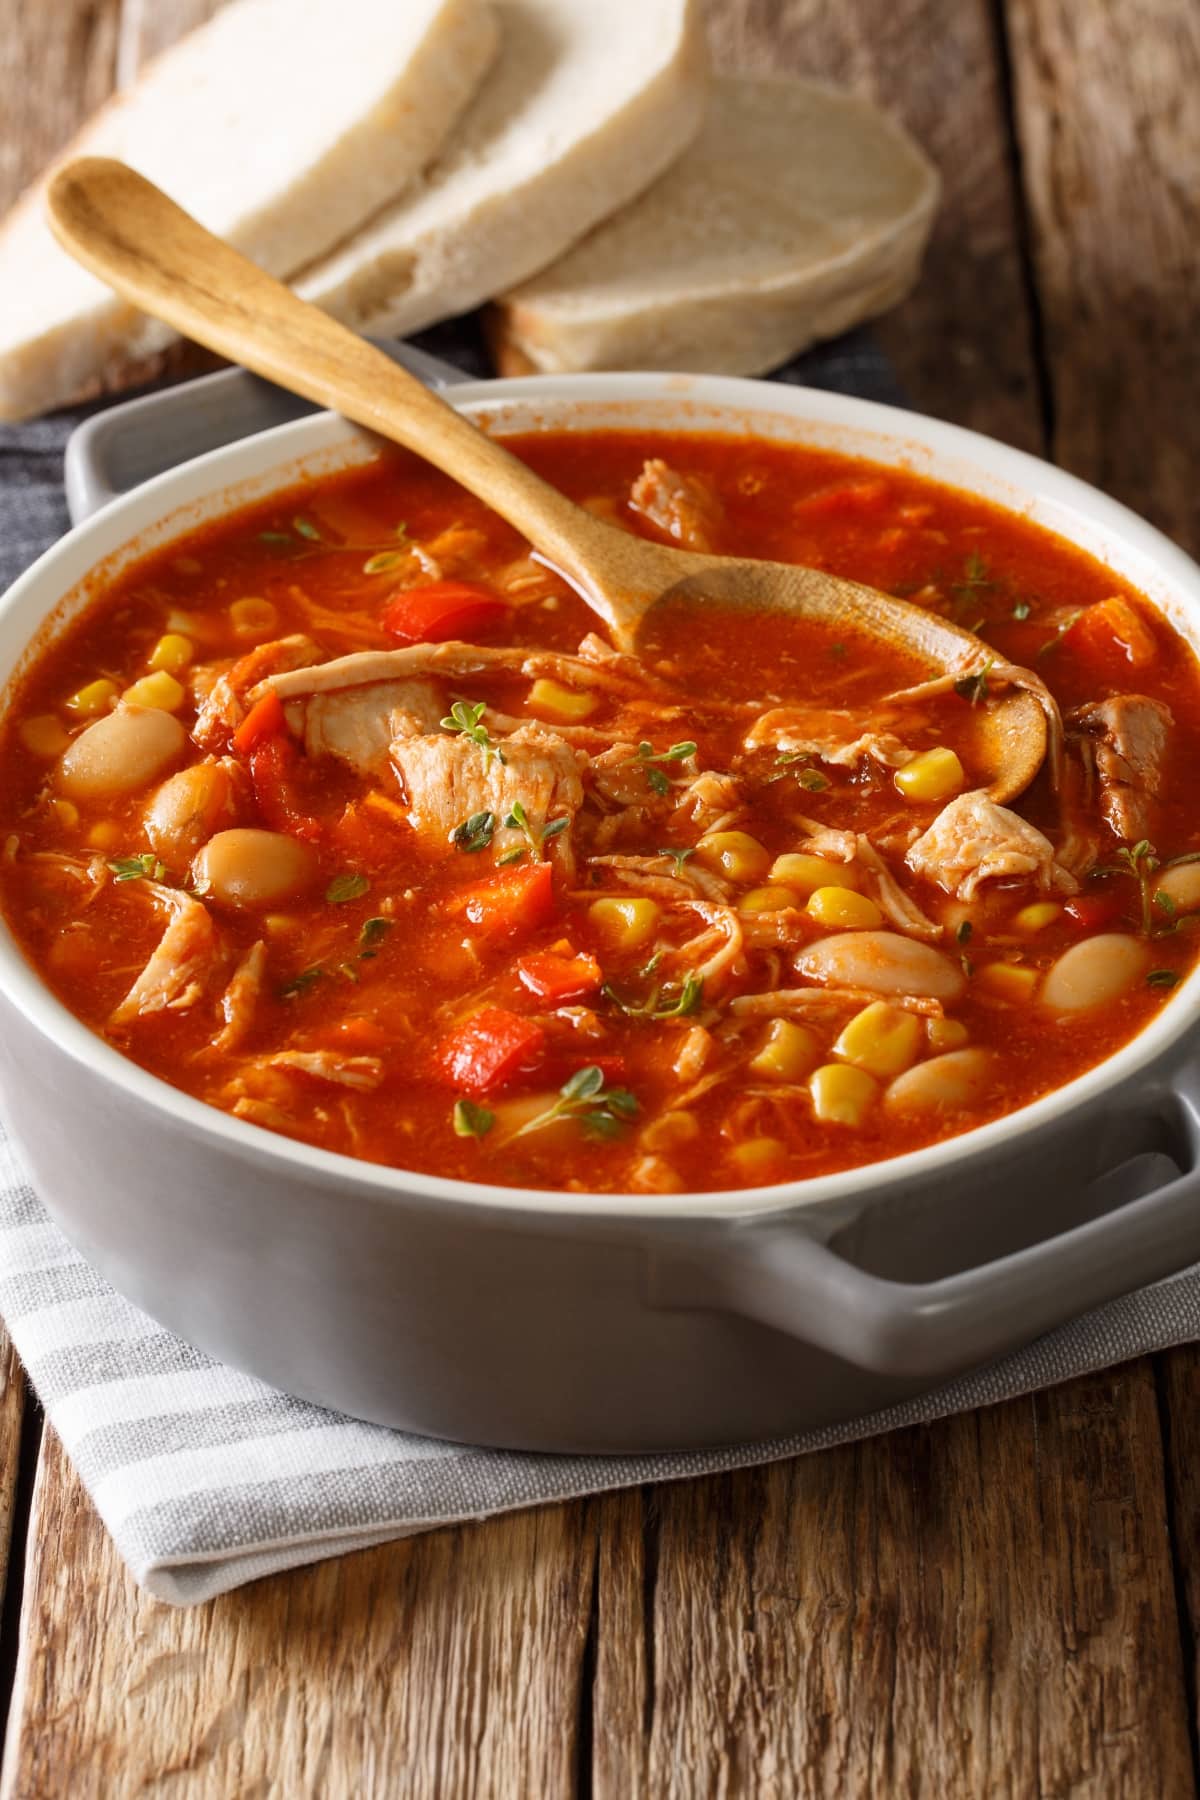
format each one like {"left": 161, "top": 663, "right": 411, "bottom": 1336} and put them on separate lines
{"left": 677, "top": 1138, "right": 1200, "bottom": 1380}
{"left": 64, "top": 338, "right": 471, "bottom": 523}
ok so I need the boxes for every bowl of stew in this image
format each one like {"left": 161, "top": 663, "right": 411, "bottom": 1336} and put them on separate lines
{"left": 2, "top": 368, "right": 1200, "bottom": 1452}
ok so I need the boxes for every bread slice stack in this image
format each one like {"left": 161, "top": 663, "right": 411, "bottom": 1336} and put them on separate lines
{"left": 0, "top": 0, "right": 502, "bottom": 421}
{"left": 0, "top": 2, "right": 942, "bottom": 420}
{"left": 491, "top": 77, "right": 940, "bottom": 377}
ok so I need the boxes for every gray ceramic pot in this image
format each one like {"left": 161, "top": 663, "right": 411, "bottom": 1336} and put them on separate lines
{"left": 2, "top": 362, "right": 1199, "bottom": 1452}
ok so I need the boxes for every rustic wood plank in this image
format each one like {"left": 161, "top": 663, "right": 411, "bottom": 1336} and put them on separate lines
{"left": 593, "top": 1371, "right": 1194, "bottom": 1797}
{"left": 1004, "top": 0, "right": 1200, "bottom": 553}
{"left": 1, "top": 1430, "right": 594, "bottom": 1800}
{"left": 703, "top": 0, "right": 1046, "bottom": 452}
{"left": 0, "top": 0, "right": 122, "bottom": 212}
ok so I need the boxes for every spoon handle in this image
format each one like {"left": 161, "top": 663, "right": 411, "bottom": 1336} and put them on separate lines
{"left": 47, "top": 158, "right": 629, "bottom": 621}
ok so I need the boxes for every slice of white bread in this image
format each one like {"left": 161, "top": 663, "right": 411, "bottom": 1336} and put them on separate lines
{"left": 492, "top": 76, "right": 940, "bottom": 376}
{"left": 0, "top": 0, "right": 499, "bottom": 421}
{"left": 294, "top": 0, "right": 708, "bottom": 338}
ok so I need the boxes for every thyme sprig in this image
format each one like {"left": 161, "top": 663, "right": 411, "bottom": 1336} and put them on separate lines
{"left": 602, "top": 972, "right": 704, "bottom": 1022}
{"left": 510, "top": 1065, "right": 639, "bottom": 1142}
{"left": 628, "top": 739, "right": 696, "bottom": 797}
{"left": 441, "top": 699, "right": 506, "bottom": 771}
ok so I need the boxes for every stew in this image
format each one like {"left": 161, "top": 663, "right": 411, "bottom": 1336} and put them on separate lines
{"left": 2, "top": 429, "right": 1198, "bottom": 1194}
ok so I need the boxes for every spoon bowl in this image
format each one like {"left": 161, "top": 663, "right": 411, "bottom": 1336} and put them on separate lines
{"left": 46, "top": 156, "right": 1051, "bottom": 802}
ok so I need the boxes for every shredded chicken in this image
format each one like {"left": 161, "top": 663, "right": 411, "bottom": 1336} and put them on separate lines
{"left": 673, "top": 1025, "right": 714, "bottom": 1083}
{"left": 855, "top": 837, "right": 943, "bottom": 940}
{"left": 111, "top": 886, "right": 220, "bottom": 1024}
{"left": 906, "top": 790, "right": 1078, "bottom": 899}
{"left": 1070, "top": 694, "right": 1171, "bottom": 841}
{"left": 258, "top": 1051, "right": 384, "bottom": 1091}
{"left": 745, "top": 706, "right": 915, "bottom": 769}
{"left": 214, "top": 940, "right": 266, "bottom": 1053}
{"left": 629, "top": 459, "right": 722, "bottom": 552}
{"left": 391, "top": 723, "right": 585, "bottom": 873}
{"left": 193, "top": 635, "right": 320, "bottom": 749}
{"left": 673, "top": 770, "right": 745, "bottom": 835}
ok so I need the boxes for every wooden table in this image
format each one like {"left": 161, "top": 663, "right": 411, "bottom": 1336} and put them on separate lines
{"left": 0, "top": 1, "right": 1198, "bottom": 1792}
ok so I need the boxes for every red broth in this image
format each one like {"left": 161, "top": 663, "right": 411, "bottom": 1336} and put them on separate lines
{"left": 1, "top": 430, "right": 1197, "bottom": 1194}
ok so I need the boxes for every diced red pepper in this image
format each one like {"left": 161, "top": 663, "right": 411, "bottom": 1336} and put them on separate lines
{"left": 516, "top": 949, "right": 603, "bottom": 1005}
{"left": 445, "top": 861, "right": 557, "bottom": 943}
{"left": 1064, "top": 891, "right": 1126, "bottom": 930}
{"left": 1061, "top": 596, "right": 1157, "bottom": 672}
{"left": 434, "top": 1007, "right": 546, "bottom": 1096}
{"left": 231, "top": 690, "right": 286, "bottom": 756}
{"left": 382, "top": 581, "right": 510, "bottom": 645}
{"left": 249, "top": 735, "right": 324, "bottom": 842}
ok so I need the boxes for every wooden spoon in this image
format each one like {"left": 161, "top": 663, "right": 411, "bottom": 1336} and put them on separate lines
{"left": 47, "top": 158, "right": 1052, "bottom": 801}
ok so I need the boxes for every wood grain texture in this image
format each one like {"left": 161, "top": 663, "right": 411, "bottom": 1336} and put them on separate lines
{"left": 0, "top": 0, "right": 121, "bottom": 212}
{"left": 1004, "top": 0, "right": 1200, "bottom": 550}
{"left": 1, "top": 1432, "right": 594, "bottom": 1800}
{"left": 593, "top": 1373, "right": 1195, "bottom": 1798}
{"left": 703, "top": 0, "right": 1046, "bottom": 452}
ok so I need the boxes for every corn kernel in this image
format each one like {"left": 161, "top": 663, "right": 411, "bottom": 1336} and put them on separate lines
{"left": 749, "top": 1018, "right": 820, "bottom": 1081}
{"left": 121, "top": 670, "right": 185, "bottom": 712}
{"left": 769, "top": 853, "right": 859, "bottom": 896}
{"left": 894, "top": 746, "right": 966, "bottom": 803}
{"left": 148, "top": 632, "right": 194, "bottom": 674}
{"left": 18, "top": 715, "right": 70, "bottom": 757}
{"left": 927, "top": 1017, "right": 969, "bottom": 1053}
{"left": 727, "top": 1137, "right": 788, "bottom": 1179}
{"left": 640, "top": 1110, "right": 701, "bottom": 1153}
{"left": 229, "top": 596, "right": 278, "bottom": 638}
{"left": 1014, "top": 902, "right": 1062, "bottom": 933}
{"left": 695, "top": 830, "right": 771, "bottom": 884}
{"left": 65, "top": 678, "right": 118, "bottom": 717}
{"left": 87, "top": 821, "right": 122, "bottom": 850}
{"left": 810, "top": 1063, "right": 879, "bottom": 1127}
{"left": 739, "top": 884, "right": 800, "bottom": 914}
{"left": 589, "top": 896, "right": 660, "bottom": 952}
{"left": 527, "top": 677, "right": 598, "bottom": 723}
{"left": 975, "top": 962, "right": 1040, "bottom": 1004}
{"left": 806, "top": 887, "right": 883, "bottom": 930}
{"left": 833, "top": 1001, "right": 922, "bottom": 1079}
{"left": 50, "top": 798, "right": 79, "bottom": 830}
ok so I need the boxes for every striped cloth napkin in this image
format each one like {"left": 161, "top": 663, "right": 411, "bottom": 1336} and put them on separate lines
{"left": 3, "top": 327, "right": 1199, "bottom": 1605}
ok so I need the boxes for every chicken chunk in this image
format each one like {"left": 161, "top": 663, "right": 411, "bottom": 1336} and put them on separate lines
{"left": 629, "top": 459, "right": 722, "bottom": 552}
{"left": 214, "top": 939, "right": 266, "bottom": 1052}
{"left": 390, "top": 723, "right": 585, "bottom": 871}
{"left": 281, "top": 677, "right": 443, "bottom": 777}
{"left": 111, "top": 887, "right": 220, "bottom": 1024}
{"left": 906, "top": 790, "right": 1078, "bottom": 899}
{"left": 1071, "top": 695, "right": 1171, "bottom": 841}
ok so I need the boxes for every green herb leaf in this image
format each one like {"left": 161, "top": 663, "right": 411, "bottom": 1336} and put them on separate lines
{"left": 956, "top": 920, "right": 973, "bottom": 945}
{"left": 280, "top": 965, "right": 324, "bottom": 998}
{"left": 358, "top": 916, "right": 393, "bottom": 956}
{"left": 1012, "top": 600, "right": 1032, "bottom": 621}
{"left": 453, "top": 1098, "right": 495, "bottom": 1139}
{"left": 441, "top": 699, "right": 506, "bottom": 770}
{"left": 657, "top": 846, "right": 695, "bottom": 879}
{"left": 107, "top": 853, "right": 165, "bottom": 884}
{"left": 292, "top": 515, "right": 323, "bottom": 542}
{"left": 510, "top": 1064, "right": 639, "bottom": 1143}
{"left": 797, "top": 769, "right": 830, "bottom": 792}
{"left": 602, "top": 973, "right": 704, "bottom": 1021}
{"left": 954, "top": 658, "right": 994, "bottom": 707}
{"left": 502, "top": 799, "right": 568, "bottom": 861}
{"left": 496, "top": 847, "right": 526, "bottom": 867}
{"left": 363, "top": 550, "right": 408, "bottom": 575}
{"left": 258, "top": 530, "right": 296, "bottom": 548}
{"left": 326, "top": 872, "right": 369, "bottom": 904}
{"left": 951, "top": 549, "right": 993, "bottom": 599}
{"left": 628, "top": 739, "right": 696, "bottom": 796}
{"left": 1147, "top": 969, "right": 1180, "bottom": 988}
{"left": 451, "top": 810, "right": 495, "bottom": 854}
